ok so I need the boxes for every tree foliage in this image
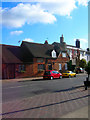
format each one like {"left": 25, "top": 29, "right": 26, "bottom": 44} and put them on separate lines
{"left": 79, "top": 59, "right": 86, "bottom": 68}
{"left": 85, "top": 61, "right": 90, "bottom": 75}
{"left": 67, "top": 60, "right": 75, "bottom": 71}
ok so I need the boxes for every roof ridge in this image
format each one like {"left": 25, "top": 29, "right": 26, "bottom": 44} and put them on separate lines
{"left": 0, "top": 44, "right": 19, "bottom": 47}
{"left": 22, "top": 41, "right": 53, "bottom": 46}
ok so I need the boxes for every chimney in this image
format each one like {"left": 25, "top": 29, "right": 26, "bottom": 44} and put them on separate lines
{"left": 87, "top": 48, "right": 89, "bottom": 51}
{"left": 60, "top": 34, "right": 64, "bottom": 43}
{"left": 76, "top": 39, "right": 80, "bottom": 48}
{"left": 44, "top": 40, "right": 48, "bottom": 44}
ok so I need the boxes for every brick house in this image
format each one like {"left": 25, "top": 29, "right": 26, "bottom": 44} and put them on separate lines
{"left": 1, "top": 35, "right": 69, "bottom": 79}
{"left": 1, "top": 44, "right": 23, "bottom": 79}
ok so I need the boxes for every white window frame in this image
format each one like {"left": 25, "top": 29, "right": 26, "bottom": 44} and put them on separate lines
{"left": 65, "top": 63, "right": 67, "bottom": 70}
{"left": 62, "top": 52, "right": 66, "bottom": 57}
{"left": 59, "top": 64, "right": 62, "bottom": 70}
{"left": 52, "top": 50, "right": 56, "bottom": 58}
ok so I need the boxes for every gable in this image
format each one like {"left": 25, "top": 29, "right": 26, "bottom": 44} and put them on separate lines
{"left": 1, "top": 45, "right": 23, "bottom": 63}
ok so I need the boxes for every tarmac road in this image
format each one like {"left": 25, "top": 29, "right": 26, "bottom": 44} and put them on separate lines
{"left": 2, "top": 74, "right": 87, "bottom": 103}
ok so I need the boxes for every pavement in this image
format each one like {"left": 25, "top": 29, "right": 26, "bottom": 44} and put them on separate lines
{"left": 1, "top": 85, "right": 89, "bottom": 118}
{"left": 2, "top": 77, "right": 43, "bottom": 82}
{"left": 1, "top": 73, "right": 89, "bottom": 119}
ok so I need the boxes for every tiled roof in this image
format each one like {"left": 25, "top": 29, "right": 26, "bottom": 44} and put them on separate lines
{"left": 52, "top": 42, "right": 67, "bottom": 53}
{"left": 21, "top": 41, "right": 55, "bottom": 59}
{"left": 1, "top": 44, "right": 23, "bottom": 63}
{"left": 1, "top": 41, "right": 68, "bottom": 63}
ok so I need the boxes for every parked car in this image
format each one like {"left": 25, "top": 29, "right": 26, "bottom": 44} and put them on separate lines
{"left": 76, "top": 67, "right": 84, "bottom": 73}
{"left": 62, "top": 71, "right": 76, "bottom": 78}
{"left": 43, "top": 70, "right": 62, "bottom": 80}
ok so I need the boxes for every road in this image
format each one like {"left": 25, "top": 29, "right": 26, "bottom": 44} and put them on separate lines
{"left": 2, "top": 74, "right": 87, "bottom": 103}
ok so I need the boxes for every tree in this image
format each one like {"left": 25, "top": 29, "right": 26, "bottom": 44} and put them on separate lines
{"left": 85, "top": 61, "right": 90, "bottom": 80}
{"left": 67, "top": 60, "right": 75, "bottom": 71}
{"left": 79, "top": 59, "right": 86, "bottom": 68}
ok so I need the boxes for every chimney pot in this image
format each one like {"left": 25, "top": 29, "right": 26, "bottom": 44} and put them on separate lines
{"left": 44, "top": 40, "right": 48, "bottom": 44}
{"left": 60, "top": 34, "right": 64, "bottom": 43}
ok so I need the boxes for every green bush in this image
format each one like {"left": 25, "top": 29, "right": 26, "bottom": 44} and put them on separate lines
{"left": 79, "top": 59, "right": 86, "bottom": 68}
{"left": 85, "top": 61, "right": 90, "bottom": 79}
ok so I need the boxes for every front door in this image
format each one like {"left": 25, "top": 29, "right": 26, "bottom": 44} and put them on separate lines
{"left": 48, "top": 64, "right": 52, "bottom": 70}
{"left": 8, "top": 64, "right": 15, "bottom": 79}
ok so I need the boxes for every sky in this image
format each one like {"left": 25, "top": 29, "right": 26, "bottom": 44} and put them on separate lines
{"left": 0, "top": 0, "right": 89, "bottom": 50}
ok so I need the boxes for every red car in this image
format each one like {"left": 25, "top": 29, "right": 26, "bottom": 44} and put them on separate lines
{"left": 43, "top": 70, "right": 62, "bottom": 80}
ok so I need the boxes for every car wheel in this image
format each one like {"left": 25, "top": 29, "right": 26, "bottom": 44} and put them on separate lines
{"left": 69, "top": 75, "right": 71, "bottom": 78}
{"left": 85, "top": 86, "right": 87, "bottom": 90}
{"left": 74, "top": 75, "right": 76, "bottom": 77}
{"left": 51, "top": 76, "right": 53, "bottom": 80}
{"left": 59, "top": 76, "right": 62, "bottom": 79}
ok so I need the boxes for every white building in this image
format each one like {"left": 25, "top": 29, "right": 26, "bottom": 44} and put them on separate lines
{"left": 53, "top": 35, "right": 90, "bottom": 65}
{"left": 66, "top": 39, "right": 90, "bottom": 64}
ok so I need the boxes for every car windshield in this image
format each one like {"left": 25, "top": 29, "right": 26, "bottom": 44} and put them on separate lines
{"left": 66, "top": 72, "right": 70, "bottom": 73}
{"left": 66, "top": 71, "right": 72, "bottom": 73}
{"left": 64, "top": 71, "right": 70, "bottom": 73}
{"left": 44, "top": 71, "right": 51, "bottom": 75}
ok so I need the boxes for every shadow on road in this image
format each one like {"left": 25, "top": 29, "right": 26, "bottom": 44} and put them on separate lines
{"left": 18, "top": 78, "right": 62, "bottom": 82}
{"left": 53, "top": 85, "right": 85, "bottom": 93}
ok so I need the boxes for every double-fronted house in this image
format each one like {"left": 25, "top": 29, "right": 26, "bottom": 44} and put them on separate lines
{"left": 1, "top": 35, "right": 69, "bottom": 79}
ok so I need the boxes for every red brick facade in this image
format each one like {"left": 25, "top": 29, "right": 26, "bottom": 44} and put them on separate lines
{"left": 2, "top": 53, "right": 69, "bottom": 79}
{"left": 2, "top": 38, "right": 69, "bottom": 79}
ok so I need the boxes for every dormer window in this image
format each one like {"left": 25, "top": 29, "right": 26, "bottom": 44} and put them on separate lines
{"left": 52, "top": 50, "right": 56, "bottom": 58}
{"left": 62, "top": 52, "right": 66, "bottom": 57}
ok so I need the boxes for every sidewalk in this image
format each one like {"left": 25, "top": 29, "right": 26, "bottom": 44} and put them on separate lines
{"left": 1, "top": 86, "right": 88, "bottom": 118}
{"left": 2, "top": 77, "right": 43, "bottom": 82}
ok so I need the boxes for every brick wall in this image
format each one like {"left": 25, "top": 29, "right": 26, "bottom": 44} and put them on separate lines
{"left": 15, "top": 64, "right": 33, "bottom": 78}
{"left": 2, "top": 54, "right": 69, "bottom": 79}
{"left": 33, "top": 58, "right": 45, "bottom": 77}
{"left": 2, "top": 64, "right": 15, "bottom": 79}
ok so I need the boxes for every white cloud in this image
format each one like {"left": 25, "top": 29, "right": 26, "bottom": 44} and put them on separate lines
{"left": 79, "top": 38, "right": 88, "bottom": 49}
{"left": 75, "top": 0, "right": 88, "bottom": 6}
{"left": 0, "top": 0, "right": 88, "bottom": 28}
{"left": 10, "top": 30, "right": 23, "bottom": 35}
{"left": 74, "top": 38, "right": 88, "bottom": 43}
{"left": 74, "top": 38, "right": 88, "bottom": 49}
{"left": 23, "top": 38, "right": 34, "bottom": 42}
{"left": 1, "top": 3, "right": 56, "bottom": 28}
{"left": 40, "top": 0, "right": 76, "bottom": 16}
{"left": 79, "top": 38, "right": 88, "bottom": 43}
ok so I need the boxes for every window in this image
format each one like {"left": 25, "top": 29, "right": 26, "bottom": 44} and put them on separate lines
{"left": 37, "top": 58, "right": 44, "bottom": 63}
{"left": 62, "top": 52, "right": 66, "bottom": 57}
{"left": 38, "top": 64, "right": 45, "bottom": 71}
{"left": 52, "top": 71, "right": 55, "bottom": 74}
{"left": 59, "top": 64, "right": 62, "bottom": 70}
{"left": 65, "top": 63, "right": 67, "bottom": 70}
{"left": 48, "top": 64, "right": 52, "bottom": 70}
{"left": 82, "top": 52, "right": 85, "bottom": 56}
{"left": 52, "top": 50, "right": 56, "bottom": 58}
{"left": 67, "top": 49, "right": 70, "bottom": 55}
{"left": 18, "top": 65, "right": 26, "bottom": 72}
